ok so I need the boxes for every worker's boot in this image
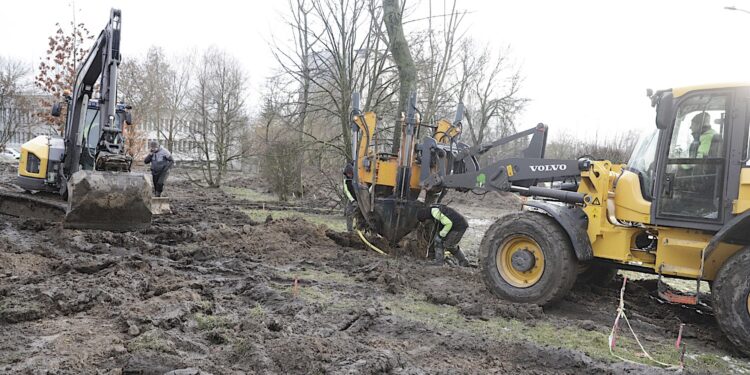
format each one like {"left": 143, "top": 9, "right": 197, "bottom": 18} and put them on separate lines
{"left": 451, "top": 246, "right": 470, "bottom": 267}
{"left": 432, "top": 243, "right": 445, "bottom": 266}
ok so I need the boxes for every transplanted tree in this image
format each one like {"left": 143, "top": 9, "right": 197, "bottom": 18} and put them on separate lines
{"left": 0, "top": 57, "right": 33, "bottom": 150}
{"left": 35, "top": 21, "right": 94, "bottom": 131}
{"left": 383, "top": 0, "right": 416, "bottom": 153}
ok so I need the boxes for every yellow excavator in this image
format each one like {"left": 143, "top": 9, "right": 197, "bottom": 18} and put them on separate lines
{"left": 0, "top": 9, "right": 152, "bottom": 231}
{"left": 350, "top": 85, "right": 750, "bottom": 356}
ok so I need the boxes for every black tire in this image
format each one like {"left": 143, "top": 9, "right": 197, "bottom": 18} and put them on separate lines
{"left": 577, "top": 264, "right": 618, "bottom": 286}
{"left": 713, "top": 247, "right": 750, "bottom": 357}
{"left": 479, "top": 211, "right": 578, "bottom": 306}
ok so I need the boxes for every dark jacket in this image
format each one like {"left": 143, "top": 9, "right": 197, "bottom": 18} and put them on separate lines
{"left": 144, "top": 147, "right": 174, "bottom": 174}
{"left": 432, "top": 205, "right": 468, "bottom": 237}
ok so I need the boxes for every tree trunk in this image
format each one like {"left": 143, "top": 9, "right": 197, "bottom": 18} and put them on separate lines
{"left": 383, "top": 0, "right": 416, "bottom": 154}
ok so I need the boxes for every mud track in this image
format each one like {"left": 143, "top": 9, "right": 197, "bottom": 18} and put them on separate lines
{"left": 0, "top": 167, "right": 746, "bottom": 374}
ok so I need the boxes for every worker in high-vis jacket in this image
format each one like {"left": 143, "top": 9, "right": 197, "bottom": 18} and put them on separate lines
{"left": 689, "top": 112, "right": 722, "bottom": 158}
{"left": 343, "top": 161, "right": 358, "bottom": 232}
{"left": 417, "top": 204, "right": 470, "bottom": 266}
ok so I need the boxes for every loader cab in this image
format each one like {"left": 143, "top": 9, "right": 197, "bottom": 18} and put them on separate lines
{"left": 638, "top": 84, "right": 750, "bottom": 231}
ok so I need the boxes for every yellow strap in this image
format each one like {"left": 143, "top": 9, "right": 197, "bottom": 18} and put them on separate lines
{"left": 355, "top": 229, "right": 387, "bottom": 255}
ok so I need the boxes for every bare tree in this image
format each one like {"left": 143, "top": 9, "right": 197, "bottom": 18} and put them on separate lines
{"left": 546, "top": 130, "right": 639, "bottom": 164}
{"left": 273, "top": 0, "right": 397, "bottom": 169}
{"left": 139, "top": 47, "right": 170, "bottom": 145}
{"left": 270, "top": 0, "right": 313, "bottom": 194}
{"left": 188, "top": 48, "right": 248, "bottom": 187}
{"left": 161, "top": 55, "right": 192, "bottom": 153}
{"left": 417, "top": 0, "right": 465, "bottom": 123}
{"left": 119, "top": 48, "right": 193, "bottom": 157}
{"left": 460, "top": 42, "right": 527, "bottom": 146}
{"left": 0, "top": 57, "right": 33, "bottom": 150}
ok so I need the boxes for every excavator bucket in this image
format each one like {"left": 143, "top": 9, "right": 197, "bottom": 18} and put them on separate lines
{"left": 64, "top": 170, "right": 152, "bottom": 231}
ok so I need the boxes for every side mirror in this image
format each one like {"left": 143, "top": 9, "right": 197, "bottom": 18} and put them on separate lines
{"left": 124, "top": 111, "right": 133, "bottom": 125}
{"left": 654, "top": 92, "right": 674, "bottom": 130}
{"left": 51, "top": 102, "right": 62, "bottom": 117}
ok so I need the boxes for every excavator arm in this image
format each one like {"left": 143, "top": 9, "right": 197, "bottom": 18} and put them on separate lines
{"left": 63, "top": 8, "right": 128, "bottom": 181}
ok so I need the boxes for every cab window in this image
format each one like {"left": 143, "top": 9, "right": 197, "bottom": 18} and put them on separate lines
{"left": 627, "top": 128, "right": 659, "bottom": 199}
{"left": 84, "top": 107, "right": 100, "bottom": 149}
{"left": 657, "top": 93, "right": 726, "bottom": 221}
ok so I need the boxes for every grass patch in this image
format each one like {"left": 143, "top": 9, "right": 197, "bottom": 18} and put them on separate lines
{"left": 127, "top": 331, "right": 176, "bottom": 353}
{"left": 193, "top": 313, "right": 232, "bottom": 331}
{"left": 222, "top": 186, "right": 280, "bottom": 202}
{"left": 242, "top": 208, "right": 347, "bottom": 232}
{"left": 248, "top": 304, "right": 266, "bottom": 320}
{"left": 384, "top": 292, "right": 742, "bottom": 373}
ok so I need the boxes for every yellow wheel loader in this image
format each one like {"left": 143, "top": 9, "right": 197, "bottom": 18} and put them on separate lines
{"left": 350, "top": 85, "right": 750, "bottom": 356}
{"left": 0, "top": 9, "right": 153, "bottom": 231}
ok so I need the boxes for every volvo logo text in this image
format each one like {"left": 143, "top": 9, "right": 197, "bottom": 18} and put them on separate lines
{"left": 529, "top": 164, "right": 568, "bottom": 172}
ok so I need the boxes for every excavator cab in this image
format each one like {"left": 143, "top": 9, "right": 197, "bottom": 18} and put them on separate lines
{"left": 78, "top": 101, "right": 132, "bottom": 171}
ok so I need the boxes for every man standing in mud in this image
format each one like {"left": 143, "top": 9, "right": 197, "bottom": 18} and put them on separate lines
{"left": 417, "top": 204, "right": 470, "bottom": 267}
{"left": 144, "top": 140, "right": 174, "bottom": 197}
{"left": 343, "top": 161, "right": 359, "bottom": 231}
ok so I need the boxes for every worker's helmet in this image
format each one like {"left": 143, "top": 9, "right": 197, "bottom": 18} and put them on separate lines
{"left": 343, "top": 161, "right": 354, "bottom": 177}
{"left": 691, "top": 112, "right": 710, "bottom": 131}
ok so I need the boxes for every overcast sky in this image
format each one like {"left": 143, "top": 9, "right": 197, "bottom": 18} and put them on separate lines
{"left": 3, "top": 0, "right": 750, "bottom": 140}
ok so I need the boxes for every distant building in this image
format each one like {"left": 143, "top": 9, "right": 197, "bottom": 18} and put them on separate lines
{"left": 1, "top": 94, "right": 57, "bottom": 151}
{"left": 139, "top": 119, "right": 236, "bottom": 169}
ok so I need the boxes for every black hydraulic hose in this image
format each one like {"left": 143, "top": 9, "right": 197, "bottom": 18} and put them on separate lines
{"left": 511, "top": 185, "right": 585, "bottom": 204}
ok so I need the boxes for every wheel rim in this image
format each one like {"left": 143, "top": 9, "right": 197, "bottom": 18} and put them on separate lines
{"left": 496, "top": 235, "right": 545, "bottom": 288}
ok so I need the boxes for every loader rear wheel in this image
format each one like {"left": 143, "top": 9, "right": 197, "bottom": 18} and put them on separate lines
{"left": 713, "top": 247, "right": 750, "bottom": 357}
{"left": 480, "top": 211, "right": 578, "bottom": 306}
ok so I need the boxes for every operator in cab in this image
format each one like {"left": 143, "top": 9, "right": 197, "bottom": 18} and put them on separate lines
{"left": 689, "top": 112, "right": 722, "bottom": 158}
{"left": 417, "top": 204, "right": 470, "bottom": 267}
{"left": 144, "top": 140, "right": 174, "bottom": 197}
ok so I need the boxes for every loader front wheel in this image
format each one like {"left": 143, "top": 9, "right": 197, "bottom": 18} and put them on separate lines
{"left": 713, "top": 247, "right": 750, "bottom": 357}
{"left": 480, "top": 211, "right": 578, "bottom": 306}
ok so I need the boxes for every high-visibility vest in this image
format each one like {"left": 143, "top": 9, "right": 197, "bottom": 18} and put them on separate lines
{"left": 697, "top": 128, "right": 718, "bottom": 158}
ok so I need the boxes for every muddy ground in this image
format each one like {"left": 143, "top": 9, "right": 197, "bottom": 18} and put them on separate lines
{"left": 0, "top": 165, "right": 748, "bottom": 374}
